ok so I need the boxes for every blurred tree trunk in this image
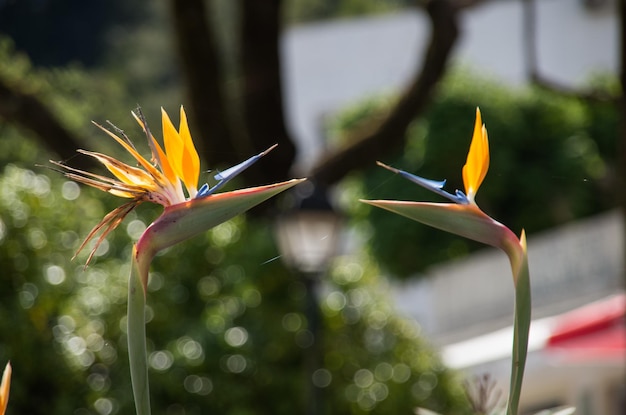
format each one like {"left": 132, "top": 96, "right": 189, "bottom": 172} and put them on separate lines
{"left": 309, "top": 0, "right": 459, "bottom": 185}
{"left": 240, "top": 0, "right": 296, "bottom": 184}
{"left": 170, "top": 0, "right": 232, "bottom": 163}
{"left": 170, "top": 0, "right": 296, "bottom": 184}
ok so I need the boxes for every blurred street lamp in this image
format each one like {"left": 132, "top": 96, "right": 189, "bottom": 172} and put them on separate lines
{"left": 274, "top": 182, "right": 342, "bottom": 415}
{"left": 274, "top": 182, "right": 342, "bottom": 275}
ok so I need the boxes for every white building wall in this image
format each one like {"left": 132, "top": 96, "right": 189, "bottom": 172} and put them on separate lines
{"left": 281, "top": 0, "right": 618, "bottom": 170}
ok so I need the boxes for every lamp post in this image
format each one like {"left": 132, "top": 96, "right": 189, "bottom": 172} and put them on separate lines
{"left": 274, "top": 182, "right": 342, "bottom": 415}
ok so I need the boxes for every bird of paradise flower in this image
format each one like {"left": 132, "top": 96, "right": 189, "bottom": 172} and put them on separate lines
{"left": 52, "top": 106, "right": 304, "bottom": 415}
{"left": 51, "top": 107, "right": 298, "bottom": 271}
{"left": 362, "top": 108, "right": 530, "bottom": 415}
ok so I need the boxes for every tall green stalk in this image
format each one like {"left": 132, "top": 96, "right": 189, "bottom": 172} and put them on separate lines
{"left": 507, "top": 253, "right": 531, "bottom": 415}
{"left": 127, "top": 257, "right": 151, "bottom": 415}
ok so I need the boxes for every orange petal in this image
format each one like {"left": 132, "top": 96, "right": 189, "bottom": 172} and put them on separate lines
{"left": 462, "top": 107, "right": 490, "bottom": 202}
{"left": 178, "top": 106, "right": 200, "bottom": 194}
{"left": 92, "top": 122, "right": 163, "bottom": 182}
{"left": 74, "top": 201, "right": 139, "bottom": 264}
{"left": 153, "top": 139, "right": 178, "bottom": 187}
{"left": 61, "top": 173, "right": 139, "bottom": 198}
{"left": 79, "top": 150, "right": 157, "bottom": 189}
{"left": 50, "top": 159, "right": 144, "bottom": 198}
{"left": 132, "top": 111, "right": 178, "bottom": 186}
{"left": 161, "top": 108, "right": 185, "bottom": 186}
{"left": 0, "top": 362, "right": 11, "bottom": 415}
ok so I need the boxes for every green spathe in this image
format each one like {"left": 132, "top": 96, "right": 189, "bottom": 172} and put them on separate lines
{"left": 135, "top": 179, "right": 305, "bottom": 288}
{"left": 362, "top": 200, "right": 525, "bottom": 283}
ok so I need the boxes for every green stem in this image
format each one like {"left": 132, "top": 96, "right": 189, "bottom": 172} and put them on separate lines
{"left": 507, "top": 255, "right": 531, "bottom": 415}
{"left": 127, "top": 257, "right": 151, "bottom": 415}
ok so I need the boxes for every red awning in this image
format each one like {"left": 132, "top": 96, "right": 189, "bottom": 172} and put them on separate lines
{"left": 546, "top": 294, "right": 626, "bottom": 361}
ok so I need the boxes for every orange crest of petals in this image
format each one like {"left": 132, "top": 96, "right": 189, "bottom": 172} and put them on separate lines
{"left": 462, "top": 107, "right": 490, "bottom": 202}
{"left": 161, "top": 107, "right": 200, "bottom": 196}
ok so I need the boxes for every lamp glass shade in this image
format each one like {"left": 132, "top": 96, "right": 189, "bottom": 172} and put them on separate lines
{"left": 275, "top": 211, "right": 341, "bottom": 274}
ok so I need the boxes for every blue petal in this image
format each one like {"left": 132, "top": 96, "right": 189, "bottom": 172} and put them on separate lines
{"left": 214, "top": 154, "right": 261, "bottom": 181}
{"left": 196, "top": 183, "right": 210, "bottom": 198}
{"left": 197, "top": 144, "right": 278, "bottom": 198}
{"left": 376, "top": 161, "right": 468, "bottom": 205}
{"left": 396, "top": 170, "right": 447, "bottom": 190}
{"left": 454, "top": 189, "right": 470, "bottom": 205}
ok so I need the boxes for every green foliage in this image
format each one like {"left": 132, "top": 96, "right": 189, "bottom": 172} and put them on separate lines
{"left": 0, "top": 163, "right": 132, "bottom": 414}
{"left": 320, "top": 255, "right": 467, "bottom": 414}
{"left": 0, "top": 37, "right": 140, "bottom": 164}
{"left": 334, "top": 71, "right": 619, "bottom": 277}
{"left": 0, "top": 35, "right": 181, "bottom": 164}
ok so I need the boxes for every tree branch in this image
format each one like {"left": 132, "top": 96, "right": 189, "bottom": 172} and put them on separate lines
{"left": 0, "top": 75, "right": 94, "bottom": 169}
{"left": 523, "top": 0, "right": 619, "bottom": 103}
{"left": 170, "top": 0, "right": 296, "bottom": 184}
{"left": 309, "top": 0, "right": 460, "bottom": 186}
